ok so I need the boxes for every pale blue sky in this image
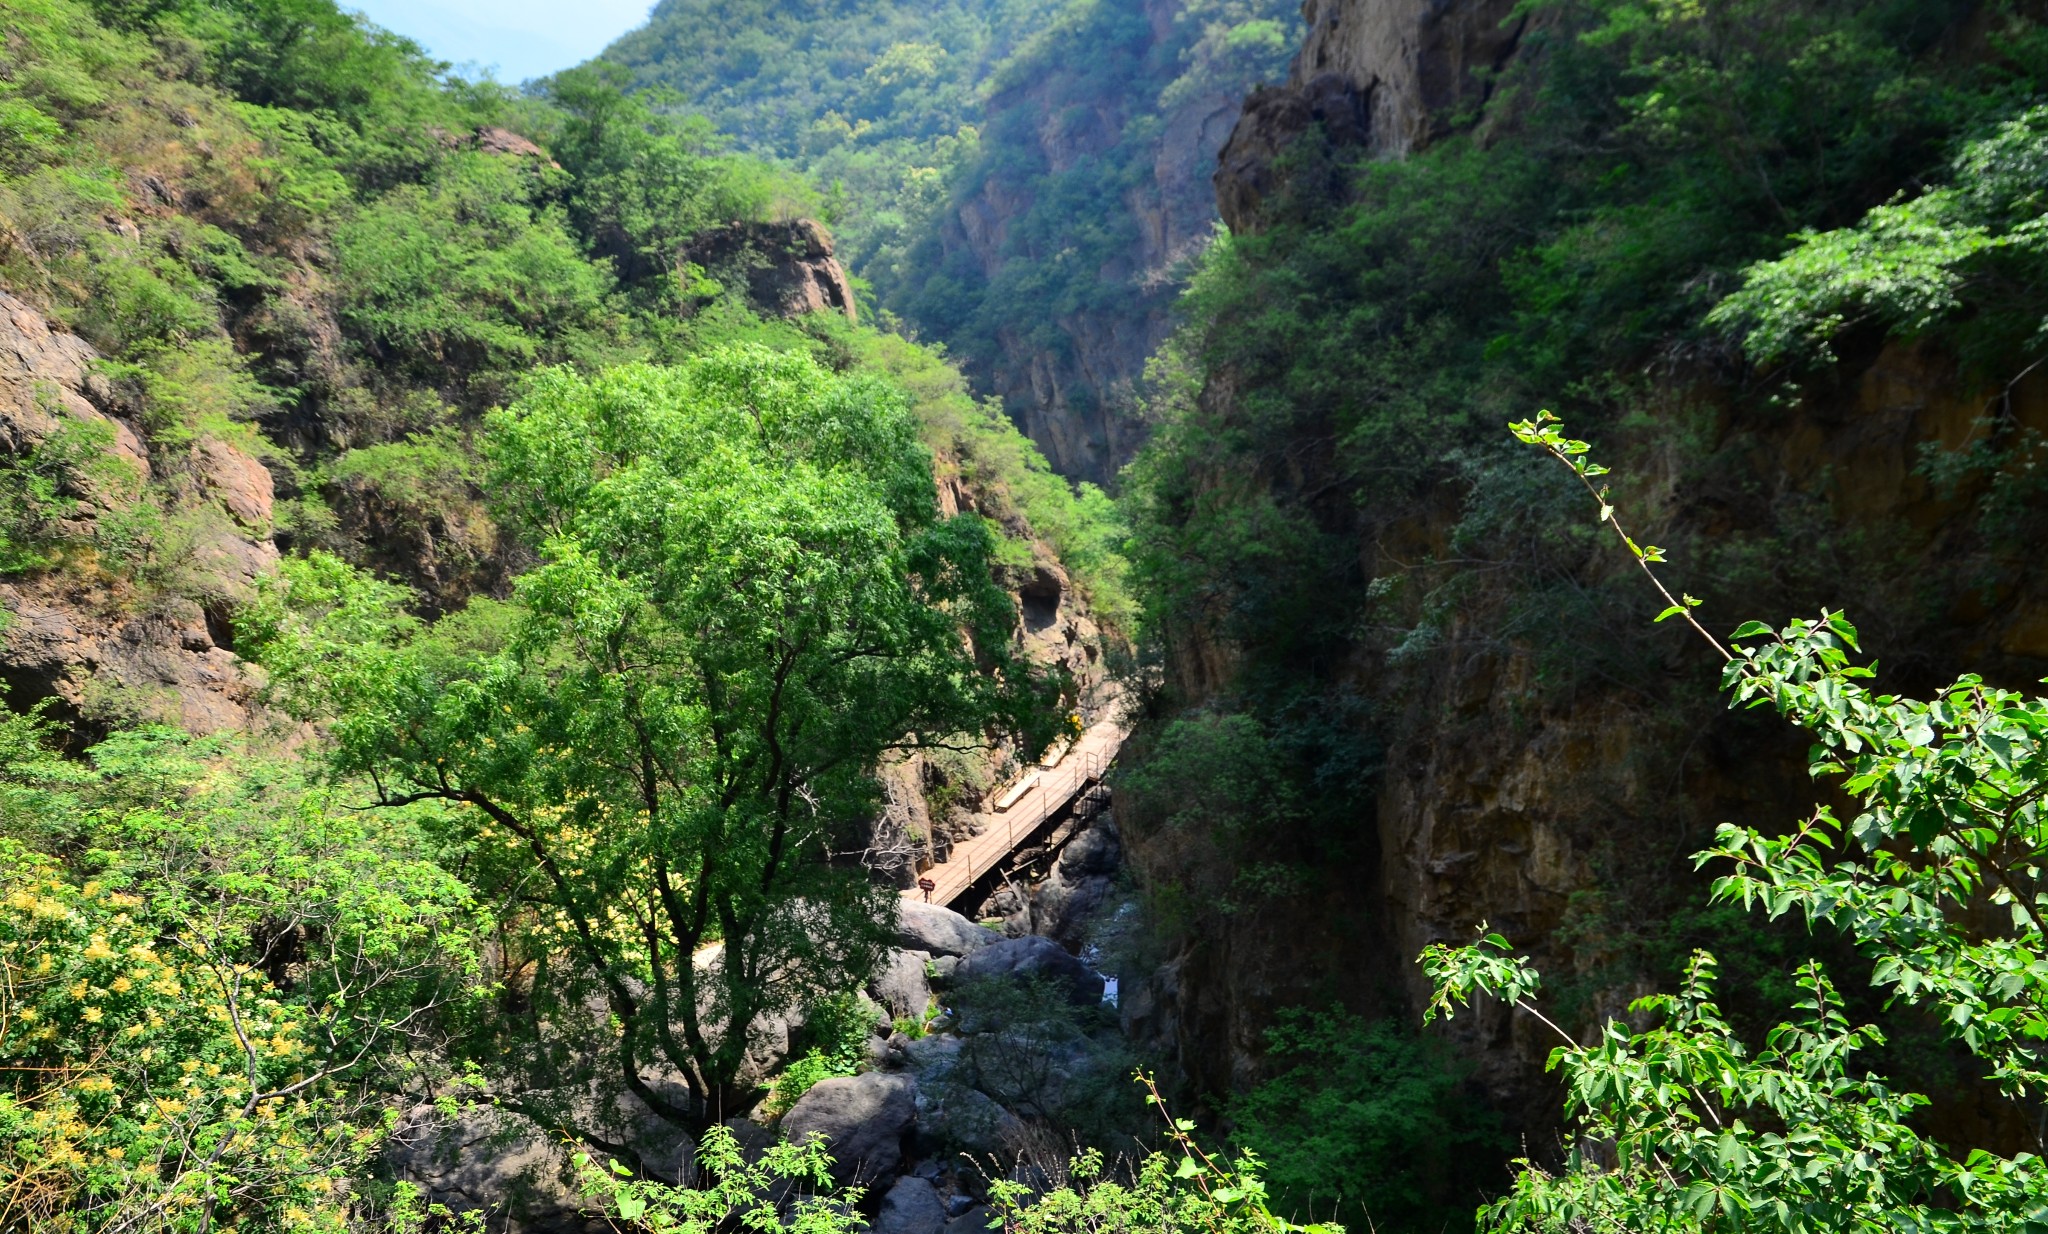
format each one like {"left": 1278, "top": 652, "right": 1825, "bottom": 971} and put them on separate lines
{"left": 346, "top": 0, "right": 655, "bottom": 84}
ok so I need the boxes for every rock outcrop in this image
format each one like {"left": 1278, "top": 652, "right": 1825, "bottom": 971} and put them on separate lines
{"left": 1137, "top": 0, "right": 2048, "bottom": 1130}
{"left": 683, "top": 220, "right": 858, "bottom": 323}
{"left": 781, "top": 1071, "right": 918, "bottom": 1184}
{"left": 870, "top": 948, "right": 936, "bottom": 1022}
{"left": 895, "top": 900, "right": 1003, "bottom": 958}
{"left": 0, "top": 289, "right": 275, "bottom": 735}
{"left": 953, "top": 936, "right": 1105, "bottom": 1007}
{"left": 385, "top": 1103, "right": 603, "bottom": 1234}
{"left": 1214, "top": 0, "right": 1528, "bottom": 231}
{"left": 873, "top": 1175, "right": 949, "bottom": 1234}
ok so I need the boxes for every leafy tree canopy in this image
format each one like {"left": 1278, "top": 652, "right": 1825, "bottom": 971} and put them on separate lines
{"left": 247, "top": 346, "right": 1061, "bottom": 1117}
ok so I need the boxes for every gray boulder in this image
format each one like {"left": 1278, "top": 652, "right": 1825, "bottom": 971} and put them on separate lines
{"left": 872, "top": 1176, "right": 948, "bottom": 1234}
{"left": 980, "top": 883, "right": 1032, "bottom": 939}
{"left": 901, "top": 1031, "right": 963, "bottom": 1080}
{"left": 896, "top": 900, "right": 1002, "bottom": 957}
{"left": 1030, "top": 869, "right": 1113, "bottom": 950}
{"left": 946, "top": 1206, "right": 999, "bottom": 1234}
{"left": 914, "top": 1080, "right": 1023, "bottom": 1155}
{"left": 781, "top": 1071, "right": 917, "bottom": 1185}
{"left": 952, "top": 935, "right": 1104, "bottom": 1005}
{"left": 385, "top": 1103, "right": 606, "bottom": 1234}
{"left": 870, "top": 949, "right": 934, "bottom": 1021}
{"left": 1056, "top": 822, "right": 1120, "bottom": 878}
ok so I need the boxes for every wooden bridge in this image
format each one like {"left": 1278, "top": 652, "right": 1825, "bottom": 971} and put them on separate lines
{"left": 905, "top": 714, "right": 1125, "bottom": 909}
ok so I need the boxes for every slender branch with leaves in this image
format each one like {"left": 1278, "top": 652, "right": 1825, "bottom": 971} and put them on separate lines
{"left": 1416, "top": 412, "right": 2048, "bottom": 1231}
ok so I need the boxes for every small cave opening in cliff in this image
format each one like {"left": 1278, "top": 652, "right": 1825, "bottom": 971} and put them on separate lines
{"left": 1019, "top": 572, "right": 1062, "bottom": 633}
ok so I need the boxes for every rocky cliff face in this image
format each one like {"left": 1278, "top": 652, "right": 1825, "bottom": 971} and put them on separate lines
{"left": 1129, "top": 0, "right": 2048, "bottom": 1147}
{"left": 902, "top": 0, "right": 1295, "bottom": 486}
{"left": 684, "top": 219, "right": 859, "bottom": 323}
{"left": 0, "top": 290, "right": 275, "bottom": 737}
{"left": 1131, "top": 345, "right": 2048, "bottom": 1142}
{"left": 1215, "top": 0, "right": 1525, "bottom": 230}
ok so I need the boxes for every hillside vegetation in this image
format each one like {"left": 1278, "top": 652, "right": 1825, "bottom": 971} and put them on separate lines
{"left": 1116, "top": 0, "right": 2048, "bottom": 1227}
{"left": 13, "top": 0, "right": 2048, "bottom": 1230}
{"left": 600, "top": 0, "right": 1300, "bottom": 481}
{"left": 0, "top": 0, "right": 1131, "bottom": 1226}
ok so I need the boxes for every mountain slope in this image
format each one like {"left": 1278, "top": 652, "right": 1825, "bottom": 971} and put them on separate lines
{"left": 599, "top": 0, "right": 1300, "bottom": 484}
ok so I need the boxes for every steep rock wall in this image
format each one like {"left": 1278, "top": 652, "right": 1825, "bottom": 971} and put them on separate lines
{"left": 0, "top": 290, "right": 275, "bottom": 737}
{"left": 1128, "top": 0, "right": 2048, "bottom": 1148}
{"left": 1129, "top": 349, "right": 2048, "bottom": 1139}
{"left": 900, "top": 0, "right": 1297, "bottom": 486}
{"left": 1215, "top": 0, "right": 1525, "bottom": 230}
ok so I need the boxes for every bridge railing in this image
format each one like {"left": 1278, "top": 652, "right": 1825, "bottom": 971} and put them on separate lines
{"left": 955, "top": 747, "right": 1108, "bottom": 889}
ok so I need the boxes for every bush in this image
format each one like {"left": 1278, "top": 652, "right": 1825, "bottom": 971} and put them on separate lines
{"left": 767, "top": 994, "right": 876, "bottom": 1114}
{"left": 1230, "top": 1009, "right": 1506, "bottom": 1233}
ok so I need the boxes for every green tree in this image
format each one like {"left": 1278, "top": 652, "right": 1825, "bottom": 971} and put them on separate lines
{"left": 247, "top": 345, "right": 1058, "bottom": 1119}
{"left": 537, "top": 63, "right": 809, "bottom": 302}
{"left": 1229, "top": 1009, "right": 1505, "bottom": 1232}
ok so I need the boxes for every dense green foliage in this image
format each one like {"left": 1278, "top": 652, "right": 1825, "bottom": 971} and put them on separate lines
{"left": 1133, "top": 0, "right": 2048, "bottom": 685}
{"left": 599, "top": 0, "right": 1058, "bottom": 279}
{"left": 882, "top": 0, "right": 1297, "bottom": 370}
{"left": 807, "top": 315, "right": 1135, "bottom": 622}
{"left": 0, "top": 0, "right": 1118, "bottom": 621}
{"left": 597, "top": 0, "right": 1297, "bottom": 447}
{"left": 0, "top": 0, "right": 1130, "bottom": 1225}
{"left": 1229, "top": 1009, "right": 1505, "bottom": 1233}
{"left": 15, "top": 0, "right": 2048, "bottom": 1226}
{"left": 0, "top": 701, "right": 481, "bottom": 1230}
{"left": 1712, "top": 102, "right": 2048, "bottom": 374}
{"left": 764, "top": 994, "right": 876, "bottom": 1116}
{"left": 1137, "top": 0, "right": 2047, "bottom": 642}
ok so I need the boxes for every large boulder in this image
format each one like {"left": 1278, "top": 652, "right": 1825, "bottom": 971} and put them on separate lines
{"left": 913, "top": 1080, "right": 1022, "bottom": 1156}
{"left": 872, "top": 1176, "right": 948, "bottom": 1234}
{"left": 1029, "top": 869, "right": 1113, "bottom": 951}
{"left": 896, "top": 900, "right": 1002, "bottom": 958}
{"left": 952, "top": 935, "right": 1104, "bottom": 1006}
{"left": 385, "top": 1103, "right": 607, "bottom": 1234}
{"left": 780, "top": 1071, "right": 917, "bottom": 1185}
{"left": 899, "top": 1032, "right": 963, "bottom": 1085}
{"left": 946, "top": 1205, "right": 999, "bottom": 1234}
{"left": 1056, "top": 821, "right": 1120, "bottom": 878}
{"left": 870, "top": 949, "right": 934, "bottom": 1022}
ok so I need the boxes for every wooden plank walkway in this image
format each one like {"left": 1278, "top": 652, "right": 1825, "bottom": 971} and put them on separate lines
{"left": 905, "top": 715, "right": 1126, "bottom": 909}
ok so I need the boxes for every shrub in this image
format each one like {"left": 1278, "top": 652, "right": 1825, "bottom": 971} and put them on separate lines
{"left": 767, "top": 994, "right": 876, "bottom": 1114}
{"left": 1230, "top": 1009, "right": 1507, "bottom": 1233}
